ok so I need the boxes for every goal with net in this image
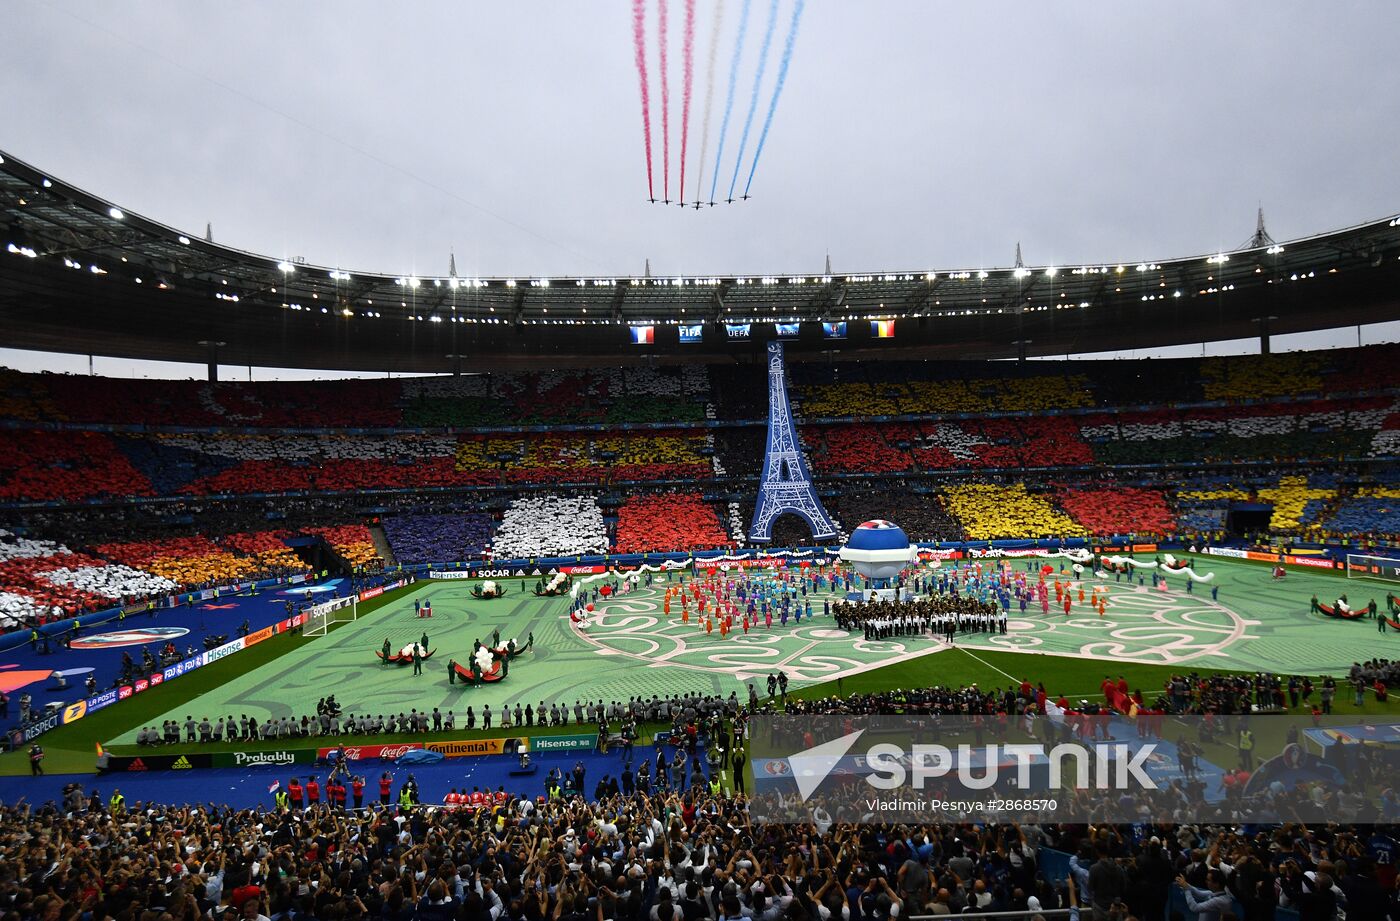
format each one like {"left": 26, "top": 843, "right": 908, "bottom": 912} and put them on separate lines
{"left": 303, "top": 595, "right": 358, "bottom": 637}
{"left": 1345, "top": 554, "right": 1400, "bottom": 584}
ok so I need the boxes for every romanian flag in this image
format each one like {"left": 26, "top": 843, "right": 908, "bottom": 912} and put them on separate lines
{"left": 629, "top": 325, "right": 655, "bottom": 345}
{"left": 871, "top": 319, "right": 895, "bottom": 339}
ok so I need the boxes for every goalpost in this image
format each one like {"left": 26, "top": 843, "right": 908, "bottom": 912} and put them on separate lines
{"left": 1345, "top": 554, "right": 1400, "bottom": 584}
{"left": 303, "top": 596, "right": 358, "bottom": 637}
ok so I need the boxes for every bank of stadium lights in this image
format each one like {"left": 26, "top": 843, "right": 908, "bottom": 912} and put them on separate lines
{"left": 328, "top": 270, "right": 352, "bottom": 281}
{"left": 277, "top": 261, "right": 295, "bottom": 273}
{"left": 108, "top": 207, "right": 124, "bottom": 220}
{"left": 1013, "top": 267, "right": 1031, "bottom": 279}
{"left": 1266, "top": 244, "right": 1286, "bottom": 254}
{"left": 6, "top": 243, "right": 38, "bottom": 258}
{"left": 178, "top": 235, "right": 191, "bottom": 245}
{"left": 1206, "top": 254, "right": 1230, "bottom": 265}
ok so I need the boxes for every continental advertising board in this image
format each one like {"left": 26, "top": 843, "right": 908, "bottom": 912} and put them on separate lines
{"left": 424, "top": 737, "right": 523, "bottom": 757}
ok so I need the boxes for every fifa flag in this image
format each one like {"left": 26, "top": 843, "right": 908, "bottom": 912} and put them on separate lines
{"left": 871, "top": 319, "right": 896, "bottom": 339}
{"left": 629, "top": 325, "right": 655, "bottom": 345}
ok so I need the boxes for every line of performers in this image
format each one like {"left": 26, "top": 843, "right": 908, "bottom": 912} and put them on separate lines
{"left": 655, "top": 570, "right": 834, "bottom": 637}
{"left": 833, "top": 596, "right": 1007, "bottom": 640}
{"left": 914, "top": 562, "right": 1112, "bottom": 618}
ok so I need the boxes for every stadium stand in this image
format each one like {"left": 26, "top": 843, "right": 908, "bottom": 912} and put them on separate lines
{"left": 940, "top": 483, "right": 1089, "bottom": 540}
{"left": 612, "top": 491, "right": 731, "bottom": 553}
{"left": 380, "top": 512, "right": 497, "bottom": 564}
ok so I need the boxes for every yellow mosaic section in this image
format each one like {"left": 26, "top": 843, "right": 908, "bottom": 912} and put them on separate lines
{"left": 795, "top": 375, "right": 1093, "bottom": 417}
{"left": 1257, "top": 476, "right": 1335, "bottom": 531}
{"left": 940, "top": 483, "right": 1088, "bottom": 540}
{"left": 1200, "top": 353, "right": 1325, "bottom": 401}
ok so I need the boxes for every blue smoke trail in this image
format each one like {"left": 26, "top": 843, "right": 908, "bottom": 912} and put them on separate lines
{"left": 743, "top": 0, "right": 804, "bottom": 196}
{"left": 709, "top": 0, "right": 752, "bottom": 204}
{"left": 726, "top": 0, "right": 780, "bottom": 202}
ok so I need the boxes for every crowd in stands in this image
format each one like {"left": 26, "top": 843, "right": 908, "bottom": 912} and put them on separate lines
{"left": 22, "top": 655, "right": 1400, "bottom": 921}
{"left": 490, "top": 495, "right": 609, "bottom": 559}
{"left": 940, "top": 483, "right": 1088, "bottom": 541}
{"left": 612, "top": 493, "right": 730, "bottom": 554}
{"left": 0, "top": 529, "right": 177, "bottom": 628}
{"left": 829, "top": 487, "right": 962, "bottom": 543}
{"left": 3, "top": 408, "right": 1388, "bottom": 506}
{"left": 1325, "top": 487, "right": 1400, "bottom": 536}
{"left": 19, "top": 780, "right": 1400, "bottom": 921}
{"left": 304, "top": 525, "right": 382, "bottom": 571}
{"left": 381, "top": 513, "right": 497, "bottom": 565}
{"left": 1056, "top": 487, "right": 1176, "bottom": 536}
{"left": 2, "top": 345, "right": 1395, "bottom": 428}
{"left": 92, "top": 535, "right": 295, "bottom": 588}
{"left": 0, "top": 518, "right": 393, "bottom": 630}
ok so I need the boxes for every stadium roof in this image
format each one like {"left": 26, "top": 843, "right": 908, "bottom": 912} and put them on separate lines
{"left": 3, "top": 148, "right": 1400, "bottom": 372}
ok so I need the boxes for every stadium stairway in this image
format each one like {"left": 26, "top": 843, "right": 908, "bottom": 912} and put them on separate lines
{"left": 369, "top": 524, "right": 397, "bottom": 567}
{"left": 284, "top": 534, "right": 345, "bottom": 576}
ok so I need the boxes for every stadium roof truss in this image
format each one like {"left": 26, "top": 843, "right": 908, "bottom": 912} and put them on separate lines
{"left": 2, "top": 148, "right": 1399, "bottom": 371}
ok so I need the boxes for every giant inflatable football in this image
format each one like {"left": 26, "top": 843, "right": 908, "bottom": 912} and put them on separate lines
{"left": 838, "top": 520, "right": 916, "bottom": 581}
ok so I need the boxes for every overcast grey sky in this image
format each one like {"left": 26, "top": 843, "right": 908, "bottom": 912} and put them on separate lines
{"left": 3, "top": 1, "right": 1400, "bottom": 376}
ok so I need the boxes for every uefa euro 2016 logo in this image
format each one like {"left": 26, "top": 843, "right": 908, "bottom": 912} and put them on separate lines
{"left": 69, "top": 627, "right": 190, "bottom": 649}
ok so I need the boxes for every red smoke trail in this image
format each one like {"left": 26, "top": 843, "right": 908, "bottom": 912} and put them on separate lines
{"left": 632, "top": 0, "right": 654, "bottom": 200}
{"left": 678, "top": 0, "right": 695, "bottom": 205}
{"left": 658, "top": 0, "right": 670, "bottom": 202}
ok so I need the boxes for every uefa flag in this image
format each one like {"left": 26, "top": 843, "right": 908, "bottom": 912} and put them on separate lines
{"left": 629, "top": 325, "right": 655, "bottom": 345}
{"left": 871, "top": 319, "right": 895, "bottom": 339}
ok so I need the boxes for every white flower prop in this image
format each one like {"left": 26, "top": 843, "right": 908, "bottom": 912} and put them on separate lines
{"left": 473, "top": 645, "right": 495, "bottom": 672}
{"left": 481, "top": 580, "right": 497, "bottom": 594}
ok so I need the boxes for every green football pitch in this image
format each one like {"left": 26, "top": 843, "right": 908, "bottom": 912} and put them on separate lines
{"left": 108, "top": 557, "right": 1398, "bottom": 745}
